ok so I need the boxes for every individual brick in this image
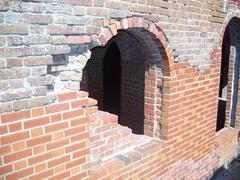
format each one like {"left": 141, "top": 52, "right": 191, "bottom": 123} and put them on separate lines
{"left": 23, "top": 14, "right": 53, "bottom": 24}
{"left": 87, "top": 7, "right": 108, "bottom": 16}
{"left": 27, "top": 135, "right": 52, "bottom": 147}
{"left": 23, "top": 56, "right": 53, "bottom": 66}
{"left": 47, "top": 25, "right": 72, "bottom": 34}
{"left": 0, "top": 25, "right": 28, "bottom": 35}
{"left": 6, "top": 167, "right": 33, "bottom": 180}
{"left": 4, "top": 149, "right": 31, "bottom": 165}
{"left": 1, "top": 110, "right": 30, "bottom": 123}
{"left": 13, "top": 100, "right": 29, "bottom": 111}
{"left": 24, "top": 116, "right": 50, "bottom": 129}
{"left": 67, "top": 36, "right": 91, "bottom": 44}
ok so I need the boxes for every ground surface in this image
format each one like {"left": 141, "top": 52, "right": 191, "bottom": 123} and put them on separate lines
{"left": 211, "top": 156, "right": 240, "bottom": 180}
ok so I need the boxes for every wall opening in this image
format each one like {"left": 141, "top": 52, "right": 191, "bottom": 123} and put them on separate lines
{"left": 217, "top": 26, "right": 230, "bottom": 131}
{"left": 103, "top": 42, "right": 121, "bottom": 117}
{"left": 217, "top": 17, "right": 240, "bottom": 131}
{"left": 82, "top": 30, "right": 145, "bottom": 134}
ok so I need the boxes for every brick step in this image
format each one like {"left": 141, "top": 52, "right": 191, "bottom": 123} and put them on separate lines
{"left": 89, "top": 137, "right": 162, "bottom": 179}
{"left": 90, "top": 110, "right": 142, "bottom": 161}
{"left": 90, "top": 111, "right": 118, "bottom": 127}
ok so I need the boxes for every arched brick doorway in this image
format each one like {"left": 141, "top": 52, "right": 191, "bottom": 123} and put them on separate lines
{"left": 80, "top": 17, "right": 175, "bottom": 138}
{"left": 217, "top": 17, "right": 240, "bottom": 131}
{"left": 83, "top": 30, "right": 147, "bottom": 134}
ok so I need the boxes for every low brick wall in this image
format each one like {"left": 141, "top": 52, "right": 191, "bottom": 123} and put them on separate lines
{"left": 0, "top": 91, "right": 239, "bottom": 179}
{"left": 0, "top": 91, "right": 95, "bottom": 180}
{"left": 216, "top": 127, "right": 239, "bottom": 167}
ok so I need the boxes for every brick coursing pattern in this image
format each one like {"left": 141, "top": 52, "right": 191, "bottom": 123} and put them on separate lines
{"left": 0, "top": 0, "right": 240, "bottom": 179}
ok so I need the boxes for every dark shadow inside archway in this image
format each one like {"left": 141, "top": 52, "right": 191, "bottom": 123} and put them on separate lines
{"left": 81, "top": 31, "right": 145, "bottom": 134}
{"left": 103, "top": 42, "right": 121, "bottom": 117}
{"left": 217, "top": 26, "right": 230, "bottom": 131}
{"left": 217, "top": 17, "right": 240, "bottom": 131}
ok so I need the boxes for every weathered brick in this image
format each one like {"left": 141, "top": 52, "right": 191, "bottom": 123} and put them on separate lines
{"left": 32, "top": 87, "right": 48, "bottom": 96}
{"left": 45, "top": 4, "right": 72, "bottom": 15}
{"left": 23, "top": 35, "right": 51, "bottom": 45}
{"left": 0, "top": 0, "right": 9, "bottom": 11}
{"left": 87, "top": 7, "right": 108, "bottom": 16}
{"left": 27, "top": 76, "right": 54, "bottom": 87}
{"left": 49, "top": 0, "right": 91, "bottom": 6}
{"left": 8, "top": 79, "right": 24, "bottom": 88}
{"left": 47, "top": 25, "right": 72, "bottom": 34}
{"left": 6, "top": 58, "right": 23, "bottom": 67}
{"left": 23, "top": 14, "right": 53, "bottom": 24}
{"left": 0, "top": 102, "right": 13, "bottom": 114}
{"left": 73, "top": 6, "right": 86, "bottom": 16}
{"left": 31, "top": 66, "right": 47, "bottom": 76}
{"left": 0, "top": 80, "right": 8, "bottom": 90}
{"left": 67, "top": 36, "right": 91, "bottom": 44}
{"left": 13, "top": 100, "right": 29, "bottom": 111}
{"left": 5, "top": 12, "right": 23, "bottom": 23}
{"left": 51, "top": 36, "right": 68, "bottom": 44}
{"left": 9, "top": 1, "right": 43, "bottom": 13}
{"left": 7, "top": 36, "right": 24, "bottom": 46}
{"left": 30, "top": 25, "right": 45, "bottom": 34}
{"left": 0, "top": 89, "right": 31, "bottom": 102}
{"left": 23, "top": 56, "right": 53, "bottom": 66}
{"left": 0, "top": 36, "right": 5, "bottom": 46}
{"left": 0, "top": 25, "right": 28, "bottom": 35}
{"left": 45, "top": 45, "right": 71, "bottom": 55}
{"left": 29, "top": 95, "right": 56, "bottom": 108}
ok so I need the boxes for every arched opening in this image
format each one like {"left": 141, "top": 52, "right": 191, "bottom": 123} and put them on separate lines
{"left": 103, "top": 42, "right": 121, "bottom": 117}
{"left": 217, "top": 17, "right": 240, "bottom": 131}
{"left": 82, "top": 30, "right": 146, "bottom": 134}
{"left": 217, "top": 26, "right": 230, "bottom": 131}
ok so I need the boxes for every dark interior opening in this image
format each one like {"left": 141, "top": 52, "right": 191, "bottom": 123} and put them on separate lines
{"left": 81, "top": 31, "right": 145, "bottom": 135}
{"left": 216, "top": 26, "right": 230, "bottom": 132}
{"left": 103, "top": 42, "right": 121, "bottom": 117}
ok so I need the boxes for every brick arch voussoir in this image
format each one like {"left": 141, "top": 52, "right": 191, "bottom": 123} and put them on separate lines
{"left": 90, "top": 17, "right": 175, "bottom": 75}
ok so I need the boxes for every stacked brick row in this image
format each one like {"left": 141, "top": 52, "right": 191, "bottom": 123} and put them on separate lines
{"left": 0, "top": 0, "right": 230, "bottom": 113}
{"left": 0, "top": 0, "right": 240, "bottom": 179}
{"left": 0, "top": 91, "right": 95, "bottom": 179}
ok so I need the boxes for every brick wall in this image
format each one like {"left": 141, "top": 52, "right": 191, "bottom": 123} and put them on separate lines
{"left": 0, "top": 91, "right": 96, "bottom": 179}
{"left": 0, "top": 0, "right": 240, "bottom": 179}
{"left": 0, "top": 0, "right": 235, "bottom": 113}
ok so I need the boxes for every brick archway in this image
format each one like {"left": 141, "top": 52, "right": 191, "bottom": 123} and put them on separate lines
{"left": 90, "top": 17, "right": 174, "bottom": 68}
{"left": 84, "top": 17, "right": 175, "bottom": 138}
{"left": 213, "top": 14, "right": 240, "bottom": 130}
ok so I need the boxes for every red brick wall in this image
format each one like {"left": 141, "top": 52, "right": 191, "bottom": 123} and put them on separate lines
{"left": 0, "top": 1, "right": 240, "bottom": 179}
{"left": 0, "top": 91, "right": 96, "bottom": 180}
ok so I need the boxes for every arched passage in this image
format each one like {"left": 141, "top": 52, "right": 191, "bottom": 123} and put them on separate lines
{"left": 84, "top": 31, "right": 146, "bottom": 134}
{"left": 217, "top": 17, "right": 240, "bottom": 131}
{"left": 103, "top": 42, "right": 121, "bottom": 117}
{"left": 80, "top": 17, "right": 175, "bottom": 138}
